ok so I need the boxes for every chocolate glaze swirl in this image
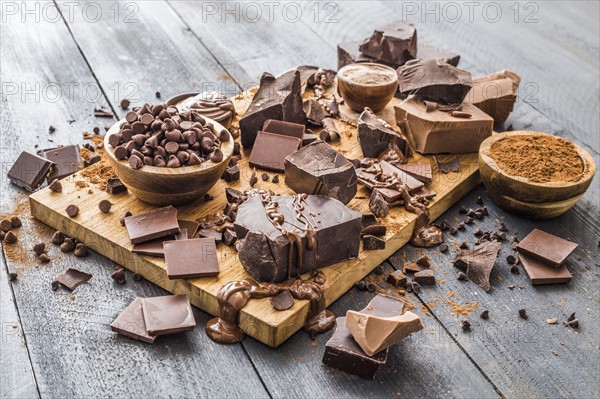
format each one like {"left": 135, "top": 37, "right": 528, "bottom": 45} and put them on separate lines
{"left": 177, "top": 91, "right": 236, "bottom": 129}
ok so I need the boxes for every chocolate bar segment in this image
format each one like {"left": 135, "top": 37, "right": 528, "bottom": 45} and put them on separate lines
{"left": 249, "top": 131, "right": 302, "bottom": 172}
{"left": 322, "top": 317, "right": 388, "bottom": 380}
{"left": 469, "top": 70, "right": 520, "bottom": 124}
{"left": 262, "top": 119, "right": 305, "bottom": 139}
{"left": 284, "top": 141, "right": 357, "bottom": 205}
{"left": 165, "top": 238, "right": 219, "bottom": 279}
{"left": 8, "top": 151, "right": 54, "bottom": 191}
{"left": 519, "top": 253, "right": 572, "bottom": 285}
{"left": 517, "top": 228, "right": 578, "bottom": 268}
{"left": 39, "top": 145, "right": 82, "bottom": 182}
{"left": 124, "top": 206, "right": 180, "bottom": 245}
{"left": 141, "top": 295, "right": 196, "bottom": 336}
{"left": 337, "top": 41, "right": 377, "bottom": 69}
{"left": 110, "top": 298, "right": 156, "bottom": 344}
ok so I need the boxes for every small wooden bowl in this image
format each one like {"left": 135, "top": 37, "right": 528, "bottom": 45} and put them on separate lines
{"left": 337, "top": 63, "right": 398, "bottom": 113}
{"left": 104, "top": 117, "right": 233, "bottom": 206}
{"left": 479, "top": 131, "right": 595, "bottom": 218}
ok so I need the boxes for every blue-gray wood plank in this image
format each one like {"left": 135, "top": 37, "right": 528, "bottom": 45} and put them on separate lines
{"left": 1, "top": 1, "right": 598, "bottom": 398}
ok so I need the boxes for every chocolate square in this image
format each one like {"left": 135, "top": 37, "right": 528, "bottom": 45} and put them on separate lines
{"left": 249, "top": 131, "right": 301, "bottom": 172}
{"left": 165, "top": 238, "right": 220, "bottom": 279}
{"left": 519, "top": 253, "right": 572, "bottom": 285}
{"left": 110, "top": 298, "right": 156, "bottom": 344}
{"left": 40, "top": 145, "right": 82, "bottom": 181}
{"left": 141, "top": 295, "right": 196, "bottom": 336}
{"left": 517, "top": 229, "right": 578, "bottom": 268}
{"left": 7, "top": 151, "right": 54, "bottom": 191}
{"left": 124, "top": 206, "right": 180, "bottom": 245}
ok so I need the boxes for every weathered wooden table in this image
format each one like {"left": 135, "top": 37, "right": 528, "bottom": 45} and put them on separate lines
{"left": 1, "top": 2, "right": 598, "bottom": 398}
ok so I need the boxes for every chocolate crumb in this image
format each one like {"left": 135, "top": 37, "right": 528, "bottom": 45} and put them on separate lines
{"left": 8, "top": 272, "right": 17, "bottom": 281}
{"left": 459, "top": 206, "right": 468, "bottom": 214}
{"left": 155, "top": 91, "right": 161, "bottom": 98}
{"left": 518, "top": 309, "right": 528, "bottom": 319}
{"left": 66, "top": 205, "right": 79, "bottom": 218}
{"left": 48, "top": 125, "right": 56, "bottom": 133}
{"left": 476, "top": 196, "right": 483, "bottom": 205}
{"left": 33, "top": 243, "right": 45, "bottom": 256}
{"left": 98, "top": 200, "right": 113, "bottom": 213}
{"left": 499, "top": 223, "right": 508, "bottom": 232}
{"left": 464, "top": 216, "right": 474, "bottom": 225}
{"left": 416, "top": 255, "right": 430, "bottom": 268}
{"left": 111, "top": 268, "right": 126, "bottom": 284}
{"left": 461, "top": 320, "right": 471, "bottom": 331}
{"left": 51, "top": 281, "right": 60, "bottom": 291}
{"left": 506, "top": 255, "right": 517, "bottom": 265}
{"left": 480, "top": 310, "right": 490, "bottom": 320}
{"left": 74, "top": 243, "right": 89, "bottom": 257}
{"left": 565, "top": 319, "right": 579, "bottom": 328}
{"left": 49, "top": 179, "right": 63, "bottom": 192}
{"left": 567, "top": 312, "right": 576, "bottom": 322}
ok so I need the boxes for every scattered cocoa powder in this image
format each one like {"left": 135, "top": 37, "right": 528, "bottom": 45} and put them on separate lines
{"left": 445, "top": 298, "right": 479, "bottom": 316}
{"left": 78, "top": 159, "right": 117, "bottom": 191}
{"left": 489, "top": 135, "right": 585, "bottom": 183}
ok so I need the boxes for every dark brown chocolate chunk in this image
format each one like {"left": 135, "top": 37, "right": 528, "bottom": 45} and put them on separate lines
{"left": 98, "top": 200, "right": 113, "bottom": 213}
{"left": 565, "top": 319, "right": 579, "bottom": 328}
{"left": 517, "top": 229, "right": 578, "bottom": 268}
{"left": 369, "top": 189, "right": 389, "bottom": 219}
{"left": 8, "top": 272, "right": 17, "bottom": 281}
{"left": 141, "top": 295, "right": 196, "bottom": 336}
{"left": 435, "top": 155, "right": 461, "bottom": 173}
{"left": 480, "top": 310, "right": 490, "bottom": 320}
{"left": 358, "top": 160, "right": 424, "bottom": 201}
{"left": 39, "top": 253, "right": 50, "bottom": 263}
{"left": 363, "top": 235, "right": 385, "bottom": 251}
{"left": 459, "top": 241, "right": 469, "bottom": 249}
{"left": 49, "top": 179, "right": 63, "bottom": 192}
{"left": 33, "top": 243, "right": 45, "bottom": 256}
{"left": 454, "top": 241, "right": 501, "bottom": 292}
{"left": 106, "top": 178, "right": 127, "bottom": 195}
{"left": 111, "top": 268, "right": 126, "bottom": 284}
{"left": 271, "top": 175, "right": 280, "bottom": 184}
{"left": 357, "top": 107, "right": 411, "bottom": 159}
{"left": 270, "top": 290, "right": 295, "bottom": 311}
{"left": 361, "top": 224, "right": 387, "bottom": 237}
{"left": 48, "top": 125, "right": 56, "bottom": 133}
{"left": 284, "top": 141, "right": 357, "bottom": 205}
{"left": 262, "top": 119, "right": 306, "bottom": 139}
{"left": 197, "top": 229, "right": 223, "bottom": 245}
{"left": 165, "top": 238, "right": 220, "bottom": 279}
{"left": 51, "top": 280, "right": 60, "bottom": 291}
{"left": 261, "top": 172, "right": 269, "bottom": 181}
{"left": 416, "top": 255, "right": 430, "bottom": 268}
{"left": 94, "top": 107, "right": 113, "bottom": 118}
{"left": 386, "top": 270, "right": 407, "bottom": 287}
{"left": 8, "top": 151, "right": 54, "bottom": 191}
{"left": 73, "top": 243, "right": 89, "bottom": 257}
{"left": 461, "top": 320, "right": 471, "bottom": 331}
{"left": 55, "top": 268, "right": 92, "bottom": 291}
{"left": 65, "top": 205, "right": 79, "bottom": 218}
{"left": 303, "top": 99, "right": 329, "bottom": 126}
{"left": 124, "top": 206, "right": 180, "bottom": 245}
{"left": 510, "top": 265, "right": 520, "bottom": 274}
{"left": 518, "top": 309, "right": 528, "bottom": 319}
{"left": 413, "top": 269, "right": 435, "bottom": 285}
{"left": 249, "top": 131, "right": 301, "bottom": 172}
{"left": 417, "top": 44, "right": 460, "bottom": 66}
{"left": 358, "top": 21, "right": 417, "bottom": 67}
{"left": 4, "top": 231, "right": 17, "bottom": 244}
{"left": 398, "top": 58, "right": 472, "bottom": 104}
{"left": 120, "top": 211, "right": 132, "bottom": 227}
{"left": 223, "top": 165, "right": 240, "bottom": 182}
{"left": 222, "top": 228, "right": 237, "bottom": 246}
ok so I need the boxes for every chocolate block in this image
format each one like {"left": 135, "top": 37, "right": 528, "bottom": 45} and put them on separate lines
{"left": 395, "top": 97, "right": 493, "bottom": 154}
{"left": 417, "top": 44, "right": 460, "bottom": 67}
{"left": 468, "top": 70, "right": 520, "bottom": 124}
{"left": 8, "top": 151, "right": 54, "bottom": 191}
{"left": 262, "top": 119, "right": 305, "bottom": 139}
{"left": 519, "top": 253, "right": 572, "bottom": 285}
{"left": 284, "top": 141, "right": 357, "bottom": 205}
{"left": 345, "top": 294, "right": 423, "bottom": 356}
{"left": 124, "top": 206, "right": 180, "bottom": 244}
{"left": 303, "top": 99, "right": 329, "bottom": 126}
{"left": 337, "top": 41, "right": 376, "bottom": 69}
{"left": 239, "top": 70, "right": 306, "bottom": 147}
{"left": 301, "top": 132, "right": 319, "bottom": 147}
{"left": 363, "top": 235, "right": 385, "bottom": 250}
{"left": 39, "top": 145, "right": 82, "bottom": 181}
{"left": 249, "top": 131, "right": 302, "bottom": 172}
{"left": 165, "top": 238, "right": 219, "bottom": 279}
{"left": 386, "top": 270, "right": 407, "bottom": 287}
{"left": 397, "top": 58, "right": 472, "bottom": 104}
{"left": 234, "top": 195, "right": 362, "bottom": 283}
{"left": 322, "top": 317, "right": 388, "bottom": 380}
{"left": 517, "top": 229, "right": 578, "bottom": 268}
{"left": 141, "top": 295, "right": 196, "bottom": 336}
{"left": 110, "top": 298, "right": 156, "bottom": 344}
{"left": 357, "top": 108, "right": 411, "bottom": 159}
{"left": 359, "top": 21, "right": 417, "bottom": 68}
{"left": 413, "top": 269, "right": 435, "bottom": 285}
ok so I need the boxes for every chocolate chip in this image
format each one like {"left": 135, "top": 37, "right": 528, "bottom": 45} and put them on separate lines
{"left": 249, "top": 168, "right": 258, "bottom": 187}
{"left": 459, "top": 241, "right": 469, "bottom": 249}
{"left": 461, "top": 320, "right": 471, "bottom": 331}
{"left": 354, "top": 280, "right": 366, "bottom": 290}
{"left": 49, "top": 179, "right": 63, "bottom": 192}
{"left": 203, "top": 193, "right": 214, "bottom": 202}
{"left": 51, "top": 281, "right": 60, "bottom": 291}
{"left": 459, "top": 206, "right": 468, "bottom": 214}
{"left": 518, "top": 309, "right": 528, "bottom": 319}
{"left": 375, "top": 265, "right": 384, "bottom": 275}
{"left": 210, "top": 149, "right": 224, "bottom": 163}
{"left": 449, "top": 226, "right": 457, "bottom": 235}
{"left": 457, "top": 271, "right": 468, "bottom": 281}
{"left": 261, "top": 172, "right": 269, "bottom": 181}
{"left": 60, "top": 238, "right": 75, "bottom": 253}
{"left": 33, "top": 243, "right": 45, "bottom": 256}
{"left": 74, "top": 243, "right": 89, "bottom": 258}
{"left": 8, "top": 272, "right": 17, "bottom": 281}
{"left": 473, "top": 228, "right": 483, "bottom": 237}
{"left": 120, "top": 211, "right": 132, "bottom": 226}
{"left": 39, "top": 254, "right": 51, "bottom": 263}
{"left": 111, "top": 268, "right": 126, "bottom": 284}
{"left": 464, "top": 216, "right": 473, "bottom": 225}
{"left": 93, "top": 126, "right": 100, "bottom": 134}
{"left": 366, "top": 282, "right": 376, "bottom": 292}
{"left": 480, "top": 310, "right": 490, "bottom": 320}
{"left": 65, "top": 205, "right": 79, "bottom": 218}
{"left": 4, "top": 231, "right": 17, "bottom": 244}
{"left": 510, "top": 265, "right": 520, "bottom": 274}
{"left": 155, "top": 91, "right": 161, "bottom": 98}
{"left": 439, "top": 243, "right": 448, "bottom": 252}
{"left": 98, "top": 200, "right": 113, "bottom": 213}
{"left": 476, "top": 196, "right": 483, "bottom": 205}
{"left": 506, "top": 255, "right": 517, "bottom": 265}
{"left": 128, "top": 155, "right": 143, "bottom": 169}
{"left": 438, "top": 220, "right": 451, "bottom": 231}
{"left": 132, "top": 273, "right": 142, "bottom": 282}
{"left": 0, "top": 219, "right": 12, "bottom": 231}
{"left": 120, "top": 99, "right": 130, "bottom": 109}
{"left": 51, "top": 231, "right": 66, "bottom": 245}
{"left": 474, "top": 211, "right": 484, "bottom": 220}
{"left": 271, "top": 175, "right": 280, "bottom": 184}
{"left": 233, "top": 142, "right": 241, "bottom": 155}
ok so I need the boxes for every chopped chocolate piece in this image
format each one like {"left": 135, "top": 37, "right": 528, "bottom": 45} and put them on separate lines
{"left": 33, "top": 243, "right": 45, "bottom": 256}
{"left": 9, "top": 216, "right": 20, "bottom": 228}
{"left": 249, "top": 168, "right": 258, "bottom": 187}
{"left": 518, "top": 309, "right": 528, "bottom": 320}
{"left": 510, "top": 265, "right": 520, "bottom": 274}
{"left": 417, "top": 44, "right": 460, "bottom": 66}
{"left": 374, "top": 265, "right": 385, "bottom": 275}
{"left": 519, "top": 254, "right": 572, "bottom": 285}
{"left": 59, "top": 239, "right": 75, "bottom": 253}
{"left": 506, "top": 255, "right": 517, "bottom": 265}
{"left": 369, "top": 189, "right": 389, "bottom": 219}
{"left": 567, "top": 312, "right": 576, "bottom": 322}
{"left": 111, "top": 268, "right": 126, "bottom": 284}
{"left": 66, "top": 205, "right": 79, "bottom": 218}
{"left": 403, "top": 262, "right": 423, "bottom": 274}
{"left": 51, "top": 280, "right": 60, "bottom": 291}
{"left": 468, "top": 70, "right": 520, "bottom": 124}
{"left": 73, "top": 243, "right": 89, "bottom": 257}
{"left": 457, "top": 271, "right": 468, "bottom": 281}
{"left": 94, "top": 107, "right": 113, "bottom": 118}
{"left": 284, "top": 141, "right": 357, "bottom": 205}
{"left": 473, "top": 228, "right": 483, "bottom": 237}
{"left": 106, "top": 178, "right": 127, "bottom": 195}
{"left": 51, "top": 231, "right": 66, "bottom": 245}
{"left": 395, "top": 98, "right": 493, "bottom": 154}
{"left": 449, "top": 227, "right": 457, "bottom": 235}
{"left": 197, "top": 229, "right": 222, "bottom": 245}
{"left": 435, "top": 156, "right": 461, "bottom": 173}
{"left": 124, "top": 206, "right": 180, "bottom": 245}
{"left": 361, "top": 214, "right": 378, "bottom": 228}
{"left": 357, "top": 160, "right": 424, "bottom": 201}
{"left": 8, "top": 151, "right": 54, "bottom": 191}
{"left": 7, "top": 272, "right": 18, "bottom": 281}
{"left": 439, "top": 243, "right": 449, "bottom": 252}
{"left": 132, "top": 226, "right": 188, "bottom": 258}
{"left": 141, "top": 295, "right": 196, "bottom": 336}
{"left": 361, "top": 224, "right": 387, "bottom": 237}
{"left": 303, "top": 99, "right": 329, "bottom": 126}
{"left": 357, "top": 108, "right": 411, "bottom": 159}
{"left": 459, "top": 206, "right": 468, "bottom": 214}
{"left": 271, "top": 175, "right": 280, "bottom": 184}
{"left": 222, "top": 228, "right": 237, "bottom": 246}
{"left": 270, "top": 291, "right": 295, "bottom": 311}
{"left": 55, "top": 268, "right": 92, "bottom": 291}
{"left": 337, "top": 41, "right": 376, "bottom": 69}
{"left": 413, "top": 269, "right": 435, "bottom": 285}
{"left": 323, "top": 317, "right": 388, "bottom": 380}
{"left": 416, "top": 255, "right": 430, "bottom": 268}
{"left": 110, "top": 298, "right": 155, "bottom": 344}
{"left": 40, "top": 145, "right": 82, "bottom": 182}
{"left": 464, "top": 216, "right": 474, "bottom": 225}
{"left": 301, "top": 131, "right": 319, "bottom": 147}
{"left": 165, "top": 238, "right": 219, "bottom": 279}
{"left": 223, "top": 165, "right": 240, "bottom": 182}
{"left": 565, "top": 319, "right": 579, "bottom": 328}
{"left": 454, "top": 241, "right": 501, "bottom": 292}
{"left": 363, "top": 235, "right": 385, "bottom": 251}
{"left": 239, "top": 70, "right": 306, "bottom": 147}
{"left": 459, "top": 241, "right": 469, "bottom": 249}
{"left": 346, "top": 294, "right": 423, "bottom": 356}
{"left": 48, "top": 125, "right": 56, "bottom": 133}
{"left": 397, "top": 58, "right": 472, "bottom": 104}
{"left": 480, "top": 310, "right": 490, "bottom": 320}
{"left": 461, "top": 320, "right": 471, "bottom": 331}
{"left": 98, "top": 200, "right": 113, "bottom": 213}
{"left": 386, "top": 270, "right": 407, "bottom": 287}
{"left": 359, "top": 21, "right": 417, "bottom": 67}
{"left": 48, "top": 179, "right": 62, "bottom": 192}
{"left": 396, "top": 162, "right": 433, "bottom": 183}
{"left": 234, "top": 194, "right": 362, "bottom": 282}
{"left": 517, "top": 229, "right": 578, "bottom": 268}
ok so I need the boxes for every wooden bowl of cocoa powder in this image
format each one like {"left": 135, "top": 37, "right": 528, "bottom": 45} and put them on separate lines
{"left": 479, "top": 131, "right": 595, "bottom": 218}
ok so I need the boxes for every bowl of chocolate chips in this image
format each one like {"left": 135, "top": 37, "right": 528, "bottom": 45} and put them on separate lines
{"left": 104, "top": 103, "right": 233, "bottom": 206}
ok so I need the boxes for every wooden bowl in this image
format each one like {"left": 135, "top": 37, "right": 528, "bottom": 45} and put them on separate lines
{"left": 479, "top": 131, "right": 595, "bottom": 218}
{"left": 337, "top": 63, "right": 399, "bottom": 113}
{"left": 104, "top": 117, "right": 233, "bottom": 206}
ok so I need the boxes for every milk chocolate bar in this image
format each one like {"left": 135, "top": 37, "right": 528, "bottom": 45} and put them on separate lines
{"left": 517, "top": 228, "right": 578, "bottom": 268}
{"left": 395, "top": 97, "right": 493, "bottom": 154}
{"left": 8, "top": 151, "right": 54, "bottom": 191}
{"left": 124, "top": 206, "right": 180, "bottom": 244}
{"left": 284, "top": 140, "right": 357, "bottom": 205}
{"left": 357, "top": 160, "right": 424, "bottom": 202}
{"left": 468, "top": 70, "right": 520, "bottom": 124}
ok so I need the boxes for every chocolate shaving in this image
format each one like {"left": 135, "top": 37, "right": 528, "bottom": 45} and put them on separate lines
{"left": 453, "top": 241, "right": 501, "bottom": 292}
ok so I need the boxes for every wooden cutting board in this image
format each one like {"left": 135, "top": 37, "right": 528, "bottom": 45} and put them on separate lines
{"left": 29, "top": 83, "right": 481, "bottom": 347}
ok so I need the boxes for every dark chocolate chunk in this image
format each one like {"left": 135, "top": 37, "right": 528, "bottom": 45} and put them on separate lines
{"left": 55, "top": 268, "right": 92, "bottom": 291}
{"left": 239, "top": 70, "right": 306, "bottom": 148}
{"left": 303, "top": 99, "right": 329, "bottom": 126}
{"left": 517, "top": 229, "right": 578, "bottom": 268}
{"left": 416, "top": 255, "right": 430, "bottom": 268}
{"left": 223, "top": 165, "right": 240, "bottom": 182}
{"left": 249, "top": 131, "right": 301, "bottom": 172}
{"left": 120, "top": 211, "right": 132, "bottom": 227}
{"left": 40, "top": 145, "right": 82, "bottom": 182}
{"left": 98, "top": 200, "right": 113, "bottom": 213}
{"left": 459, "top": 241, "right": 469, "bottom": 249}
{"left": 369, "top": 189, "right": 389, "bottom": 219}
{"left": 461, "top": 320, "right": 471, "bottom": 331}
{"left": 361, "top": 224, "right": 387, "bottom": 237}
{"left": 51, "top": 281, "right": 60, "bottom": 291}
{"left": 66, "top": 205, "right": 79, "bottom": 218}
{"left": 469, "top": 70, "right": 520, "bottom": 124}
{"left": 518, "top": 309, "right": 528, "bottom": 320}
{"left": 51, "top": 231, "right": 65, "bottom": 245}
{"left": 8, "top": 272, "right": 18, "bottom": 281}
{"left": 357, "top": 108, "right": 411, "bottom": 159}
{"left": 480, "top": 310, "right": 490, "bottom": 320}
{"left": 141, "top": 295, "right": 197, "bottom": 336}
{"left": 222, "top": 228, "right": 237, "bottom": 246}
{"left": 249, "top": 168, "right": 258, "bottom": 187}
{"left": 413, "top": 269, "right": 435, "bottom": 285}
{"left": 397, "top": 58, "right": 472, "bottom": 104}
{"left": 270, "top": 291, "right": 295, "bottom": 311}
{"left": 10, "top": 216, "right": 20, "bottom": 228}
{"left": 417, "top": 44, "right": 460, "bottom": 66}
{"left": 435, "top": 156, "right": 461, "bottom": 173}
{"left": 111, "top": 268, "right": 126, "bottom": 284}
{"left": 363, "top": 235, "right": 385, "bottom": 251}
{"left": 271, "top": 175, "right": 280, "bottom": 184}
{"left": 386, "top": 270, "right": 407, "bottom": 287}
{"left": 358, "top": 21, "right": 417, "bottom": 67}
{"left": 284, "top": 141, "right": 357, "bottom": 205}
{"left": 48, "top": 179, "right": 62, "bottom": 192}
{"left": 301, "top": 132, "right": 319, "bottom": 147}
{"left": 165, "top": 238, "right": 220, "bottom": 279}
{"left": 106, "top": 178, "right": 127, "bottom": 195}
{"left": 357, "top": 160, "right": 424, "bottom": 201}
{"left": 0, "top": 220, "right": 12, "bottom": 231}
{"left": 33, "top": 243, "right": 45, "bottom": 256}
{"left": 110, "top": 298, "right": 156, "bottom": 344}
{"left": 396, "top": 162, "right": 433, "bottom": 183}
{"left": 124, "top": 206, "right": 180, "bottom": 245}
{"left": 454, "top": 241, "right": 501, "bottom": 292}
{"left": 8, "top": 151, "right": 54, "bottom": 191}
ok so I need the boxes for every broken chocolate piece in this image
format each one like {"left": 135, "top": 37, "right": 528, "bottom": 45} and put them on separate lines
{"left": 98, "top": 200, "right": 113, "bottom": 213}
{"left": 358, "top": 160, "right": 424, "bottom": 202}
{"left": 337, "top": 41, "right": 377, "bottom": 69}
{"left": 110, "top": 298, "right": 156, "bottom": 344}
{"left": 284, "top": 140, "right": 357, "bottom": 205}
{"left": 141, "top": 295, "right": 196, "bottom": 336}
{"left": 435, "top": 156, "right": 461, "bottom": 173}
{"left": 468, "top": 70, "right": 520, "bottom": 124}
{"left": 357, "top": 107, "right": 411, "bottom": 159}
{"left": 363, "top": 235, "right": 385, "bottom": 251}
{"left": 369, "top": 189, "right": 389, "bottom": 218}
{"left": 303, "top": 99, "right": 329, "bottom": 126}
{"left": 124, "top": 206, "right": 180, "bottom": 245}
{"left": 270, "top": 290, "right": 295, "bottom": 311}
{"left": 345, "top": 294, "right": 423, "bottom": 356}
{"left": 518, "top": 309, "right": 528, "bottom": 320}
{"left": 519, "top": 253, "right": 572, "bottom": 285}
{"left": 39, "top": 145, "right": 82, "bottom": 182}
{"left": 8, "top": 151, "right": 54, "bottom": 191}
{"left": 417, "top": 44, "right": 460, "bottom": 66}
{"left": 480, "top": 310, "right": 490, "bottom": 320}
{"left": 106, "top": 178, "right": 127, "bottom": 195}
{"left": 517, "top": 229, "right": 578, "bottom": 268}
{"left": 413, "top": 269, "right": 435, "bottom": 285}
{"left": 165, "top": 238, "right": 219, "bottom": 279}
{"left": 262, "top": 119, "right": 305, "bottom": 139}
{"left": 55, "top": 268, "right": 92, "bottom": 291}
{"left": 454, "top": 241, "right": 501, "bottom": 292}
{"left": 361, "top": 224, "right": 387, "bottom": 237}
{"left": 386, "top": 270, "right": 407, "bottom": 287}
{"left": 111, "top": 268, "right": 126, "bottom": 284}
{"left": 359, "top": 21, "right": 417, "bottom": 67}
{"left": 223, "top": 165, "right": 240, "bottom": 182}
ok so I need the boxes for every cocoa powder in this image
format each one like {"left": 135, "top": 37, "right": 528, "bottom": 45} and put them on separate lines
{"left": 489, "top": 135, "right": 584, "bottom": 183}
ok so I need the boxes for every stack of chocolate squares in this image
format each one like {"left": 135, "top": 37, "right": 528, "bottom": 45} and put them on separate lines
{"left": 322, "top": 295, "right": 423, "bottom": 379}
{"left": 110, "top": 295, "right": 197, "bottom": 344}
{"left": 516, "top": 228, "right": 577, "bottom": 285}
